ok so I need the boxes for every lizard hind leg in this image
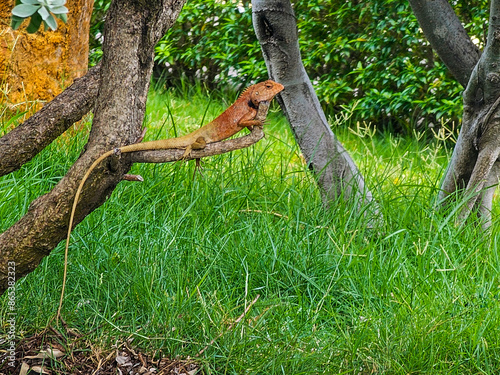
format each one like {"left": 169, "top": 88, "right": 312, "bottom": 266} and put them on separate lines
{"left": 182, "top": 136, "right": 207, "bottom": 159}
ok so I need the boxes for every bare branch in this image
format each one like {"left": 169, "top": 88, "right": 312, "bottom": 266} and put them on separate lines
{"left": 0, "top": 64, "right": 101, "bottom": 177}
{"left": 408, "top": 0, "right": 480, "bottom": 86}
{"left": 130, "top": 125, "right": 265, "bottom": 164}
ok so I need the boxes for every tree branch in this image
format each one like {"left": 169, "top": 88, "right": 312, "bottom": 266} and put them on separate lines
{"left": 408, "top": 0, "right": 480, "bottom": 86}
{"left": 130, "top": 125, "right": 265, "bottom": 164}
{"left": 0, "top": 64, "right": 101, "bottom": 177}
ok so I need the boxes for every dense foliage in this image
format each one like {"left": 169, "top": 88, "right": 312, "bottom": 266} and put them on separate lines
{"left": 90, "top": 0, "right": 489, "bottom": 131}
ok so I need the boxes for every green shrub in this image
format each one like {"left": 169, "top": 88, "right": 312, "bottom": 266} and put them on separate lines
{"left": 90, "top": 0, "right": 489, "bottom": 132}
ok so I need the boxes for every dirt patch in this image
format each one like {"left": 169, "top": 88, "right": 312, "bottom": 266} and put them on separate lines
{"left": 0, "top": 331, "right": 199, "bottom": 375}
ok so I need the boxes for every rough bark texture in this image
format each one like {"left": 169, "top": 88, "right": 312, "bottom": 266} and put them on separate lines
{"left": 408, "top": 0, "right": 480, "bottom": 87}
{"left": 0, "top": 64, "right": 100, "bottom": 177}
{"left": 0, "top": 0, "right": 186, "bottom": 295}
{"left": 0, "top": 0, "right": 94, "bottom": 108}
{"left": 425, "top": 0, "right": 500, "bottom": 227}
{"left": 252, "top": 0, "right": 378, "bottom": 218}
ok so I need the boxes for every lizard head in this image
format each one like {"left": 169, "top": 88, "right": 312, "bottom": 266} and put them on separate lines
{"left": 248, "top": 80, "right": 284, "bottom": 107}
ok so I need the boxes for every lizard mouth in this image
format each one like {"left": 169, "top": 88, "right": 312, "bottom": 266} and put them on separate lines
{"left": 248, "top": 99, "right": 258, "bottom": 109}
{"left": 249, "top": 99, "right": 271, "bottom": 109}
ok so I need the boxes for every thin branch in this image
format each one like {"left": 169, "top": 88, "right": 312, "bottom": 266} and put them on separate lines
{"left": 0, "top": 64, "right": 101, "bottom": 177}
{"left": 408, "top": 0, "right": 480, "bottom": 86}
{"left": 129, "top": 125, "right": 265, "bottom": 164}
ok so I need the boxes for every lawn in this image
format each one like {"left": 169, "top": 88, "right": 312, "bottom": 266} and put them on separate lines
{"left": 1, "top": 86, "right": 500, "bottom": 374}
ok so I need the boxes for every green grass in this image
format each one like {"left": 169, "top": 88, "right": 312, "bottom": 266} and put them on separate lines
{"left": 1, "top": 86, "right": 500, "bottom": 374}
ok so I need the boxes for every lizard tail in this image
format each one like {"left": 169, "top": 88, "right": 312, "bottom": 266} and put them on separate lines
{"left": 58, "top": 148, "right": 115, "bottom": 319}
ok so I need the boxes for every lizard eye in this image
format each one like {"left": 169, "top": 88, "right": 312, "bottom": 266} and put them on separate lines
{"left": 266, "top": 83, "right": 272, "bottom": 88}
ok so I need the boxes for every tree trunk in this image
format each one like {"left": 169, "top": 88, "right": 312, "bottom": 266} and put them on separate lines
{"left": 252, "top": 0, "right": 380, "bottom": 222}
{"left": 410, "top": 0, "right": 500, "bottom": 228}
{"left": 454, "top": 0, "right": 500, "bottom": 226}
{"left": 0, "top": 0, "right": 186, "bottom": 295}
{"left": 0, "top": 0, "right": 94, "bottom": 109}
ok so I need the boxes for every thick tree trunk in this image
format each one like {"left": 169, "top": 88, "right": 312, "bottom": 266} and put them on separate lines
{"left": 0, "top": 0, "right": 186, "bottom": 295}
{"left": 411, "top": 0, "right": 500, "bottom": 228}
{"left": 436, "top": 0, "right": 500, "bottom": 227}
{"left": 252, "top": 0, "right": 379, "bottom": 221}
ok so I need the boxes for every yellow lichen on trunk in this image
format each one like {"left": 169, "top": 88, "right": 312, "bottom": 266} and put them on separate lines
{"left": 0, "top": 0, "right": 94, "bottom": 111}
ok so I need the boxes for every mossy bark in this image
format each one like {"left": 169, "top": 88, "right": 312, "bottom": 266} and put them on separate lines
{"left": 0, "top": 0, "right": 93, "bottom": 110}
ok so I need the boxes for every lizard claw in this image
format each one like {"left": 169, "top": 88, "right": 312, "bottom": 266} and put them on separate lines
{"left": 193, "top": 158, "right": 205, "bottom": 178}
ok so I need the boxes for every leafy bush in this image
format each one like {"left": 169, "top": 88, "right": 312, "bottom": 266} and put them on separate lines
{"left": 88, "top": 0, "right": 110, "bottom": 66}
{"left": 153, "top": 1, "right": 264, "bottom": 91}
{"left": 90, "top": 0, "right": 489, "bottom": 132}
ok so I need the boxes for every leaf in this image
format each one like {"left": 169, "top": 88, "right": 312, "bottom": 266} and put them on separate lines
{"left": 38, "top": 5, "right": 50, "bottom": 20}
{"left": 12, "top": 4, "right": 40, "bottom": 17}
{"left": 20, "top": 0, "right": 41, "bottom": 4}
{"left": 26, "top": 12, "right": 42, "bottom": 33}
{"left": 10, "top": 15, "right": 24, "bottom": 30}
{"left": 116, "top": 354, "right": 132, "bottom": 366}
{"left": 25, "top": 348, "right": 65, "bottom": 360}
{"left": 49, "top": 6, "right": 68, "bottom": 14}
{"left": 19, "top": 362, "right": 30, "bottom": 375}
{"left": 55, "top": 13, "right": 67, "bottom": 23}
{"left": 30, "top": 365, "right": 51, "bottom": 374}
{"left": 49, "top": 0, "right": 66, "bottom": 6}
{"left": 43, "top": 13, "right": 57, "bottom": 30}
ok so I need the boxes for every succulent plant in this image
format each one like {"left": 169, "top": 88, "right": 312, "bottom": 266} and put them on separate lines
{"left": 11, "top": 0, "right": 68, "bottom": 33}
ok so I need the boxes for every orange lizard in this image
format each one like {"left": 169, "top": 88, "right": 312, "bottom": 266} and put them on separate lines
{"left": 57, "top": 80, "right": 283, "bottom": 317}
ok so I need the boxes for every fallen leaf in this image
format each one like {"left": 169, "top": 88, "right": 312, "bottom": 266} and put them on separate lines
{"left": 116, "top": 354, "right": 132, "bottom": 366}
{"left": 31, "top": 365, "right": 51, "bottom": 374}
{"left": 25, "top": 347, "right": 65, "bottom": 360}
{"left": 19, "top": 362, "right": 30, "bottom": 375}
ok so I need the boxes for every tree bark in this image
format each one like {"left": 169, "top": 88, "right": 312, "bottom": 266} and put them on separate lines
{"left": 408, "top": 0, "right": 480, "bottom": 87}
{"left": 421, "top": 0, "right": 500, "bottom": 227}
{"left": 252, "top": 0, "right": 379, "bottom": 220}
{"left": 0, "top": 0, "right": 186, "bottom": 295}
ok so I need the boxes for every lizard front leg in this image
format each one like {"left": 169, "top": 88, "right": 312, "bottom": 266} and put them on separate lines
{"left": 238, "top": 101, "right": 271, "bottom": 128}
